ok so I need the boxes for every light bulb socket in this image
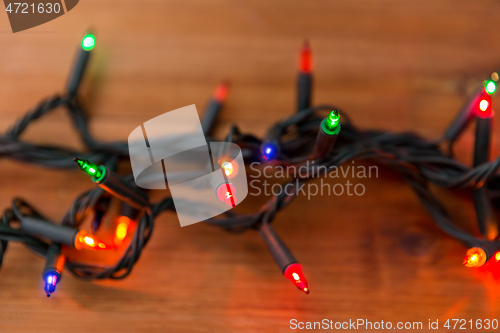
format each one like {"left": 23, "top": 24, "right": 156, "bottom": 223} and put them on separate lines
{"left": 312, "top": 112, "right": 341, "bottom": 160}
{"left": 119, "top": 202, "right": 142, "bottom": 221}
{"left": 473, "top": 116, "right": 492, "bottom": 165}
{"left": 67, "top": 42, "right": 92, "bottom": 98}
{"left": 21, "top": 217, "right": 79, "bottom": 248}
{"left": 201, "top": 82, "right": 229, "bottom": 136}
{"left": 94, "top": 166, "right": 149, "bottom": 209}
{"left": 258, "top": 222, "right": 297, "bottom": 273}
{"left": 42, "top": 243, "right": 65, "bottom": 280}
{"left": 201, "top": 100, "right": 222, "bottom": 137}
{"left": 444, "top": 88, "right": 483, "bottom": 142}
{"left": 297, "top": 73, "right": 312, "bottom": 113}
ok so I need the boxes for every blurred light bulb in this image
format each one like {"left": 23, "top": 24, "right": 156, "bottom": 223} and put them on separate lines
{"left": 221, "top": 162, "right": 234, "bottom": 176}
{"left": 479, "top": 99, "right": 490, "bottom": 112}
{"left": 463, "top": 247, "right": 487, "bottom": 268}
{"left": 81, "top": 34, "right": 96, "bottom": 51}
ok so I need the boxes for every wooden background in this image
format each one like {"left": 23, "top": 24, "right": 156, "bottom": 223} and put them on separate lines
{"left": 2, "top": 0, "right": 500, "bottom": 332}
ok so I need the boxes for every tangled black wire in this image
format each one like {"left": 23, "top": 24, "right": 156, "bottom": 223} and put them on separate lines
{"left": 1, "top": 72, "right": 499, "bottom": 283}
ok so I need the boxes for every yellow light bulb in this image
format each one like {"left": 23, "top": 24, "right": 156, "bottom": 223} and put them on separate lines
{"left": 115, "top": 223, "right": 128, "bottom": 241}
{"left": 114, "top": 216, "right": 132, "bottom": 247}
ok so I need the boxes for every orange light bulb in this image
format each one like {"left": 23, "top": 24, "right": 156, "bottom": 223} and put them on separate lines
{"left": 84, "top": 236, "right": 95, "bottom": 247}
{"left": 114, "top": 216, "right": 132, "bottom": 247}
{"left": 74, "top": 230, "right": 111, "bottom": 250}
{"left": 463, "top": 247, "right": 487, "bottom": 268}
{"left": 221, "top": 162, "right": 233, "bottom": 176}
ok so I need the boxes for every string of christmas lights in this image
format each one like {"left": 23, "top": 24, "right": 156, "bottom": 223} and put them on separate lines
{"left": 1, "top": 31, "right": 500, "bottom": 297}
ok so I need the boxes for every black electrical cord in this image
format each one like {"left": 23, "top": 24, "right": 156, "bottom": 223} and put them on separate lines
{"left": 1, "top": 44, "right": 500, "bottom": 291}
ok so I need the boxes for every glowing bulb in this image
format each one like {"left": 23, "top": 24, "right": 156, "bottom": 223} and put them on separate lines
{"left": 213, "top": 82, "right": 229, "bottom": 102}
{"left": 284, "top": 263, "right": 309, "bottom": 294}
{"left": 326, "top": 110, "right": 340, "bottom": 129}
{"left": 44, "top": 273, "right": 58, "bottom": 297}
{"left": 74, "top": 230, "right": 110, "bottom": 250}
{"left": 221, "top": 162, "right": 234, "bottom": 176}
{"left": 463, "top": 247, "right": 487, "bottom": 268}
{"left": 84, "top": 236, "right": 95, "bottom": 247}
{"left": 216, "top": 183, "right": 237, "bottom": 207}
{"left": 82, "top": 34, "right": 96, "bottom": 51}
{"left": 479, "top": 99, "right": 490, "bottom": 111}
{"left": 73, "top": 158, "right": 106, "bottom": 182}
{"left": 225, "top": 197, "right": 237, "bottom": 207}
{"left": 322, "top": 110, "right": 341, "bottom": 135}
{"left": 261, "top": 142, "right": 278, "bottom": 161}
{"left": 299, "top": 40, "right": 312, "bottom": 73}
{"left": 116, "top": 223, "right": 128, "bottom": 240}
{"left": 486, "top": 80, "right": 497, "bottom": 94}
{"left": 114, "top": 216, "right": 132, "bottom": 247}
{"left": 476, "top": 94, "right": 493, "bottom": 118}
{"left": 466, "top": 254, "right": 478, "bottom": 265}
{"left": 495, "top": 252, "right": 500, "bottom": 262}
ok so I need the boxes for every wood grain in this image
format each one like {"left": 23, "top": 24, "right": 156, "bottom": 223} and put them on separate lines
{"left": 1, "top": 1, "right": 500, "bottom": 332}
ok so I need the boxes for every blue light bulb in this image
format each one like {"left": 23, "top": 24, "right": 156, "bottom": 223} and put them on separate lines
{"left": 261, "top": 142, "right": 278, "bottom": 161}
{"left": 44, "top": 273, "right": 58, "bottom": 297}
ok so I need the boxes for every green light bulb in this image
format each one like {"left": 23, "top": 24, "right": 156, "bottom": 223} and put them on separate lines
{"left": 74, "top": 158, "right": 105, "bottom": 182}
{"left": 321, "top": 110, "right": 341, "bottom": 135}
{"left": 81, "top": 34, "right": 96, "bottom": 51}
{"left": 485, "top": 80, "right": 497, "bottom": 94}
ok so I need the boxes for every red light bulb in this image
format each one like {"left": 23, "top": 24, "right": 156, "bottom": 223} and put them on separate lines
{"left": 213, "top": 82, "right": 229, "bottom": 102}
{"left": 284, "top": 263, "right": 309, "bottom": 294}
{"left": 477, "top": 93, "right": 493, "bottom": 118}
{"left": 299, "top": 40, "right": 312, "bottom": 73}
{"left": 216, "top": 183, "right": 237, "bottom": 207}
{"left": 224, "top": 196, "right": 237, "bottom": 207}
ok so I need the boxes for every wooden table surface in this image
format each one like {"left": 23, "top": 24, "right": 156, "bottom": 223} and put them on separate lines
{"left": 2, "top": 1, "right": 500, "bottom": 332}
